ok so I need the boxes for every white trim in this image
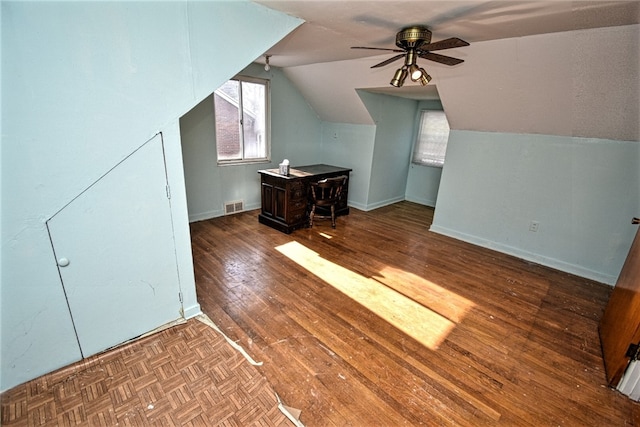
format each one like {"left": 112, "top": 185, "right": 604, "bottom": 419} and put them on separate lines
{"left": 429, "top": 224, "right": 617, "bottom": 285}
{"left": 189, "top": 209, "right": 224, "bottom": 223}
{"left": 188, "top": 202, "right": 261, "bottom": 223}
{"left": 618, "top": 360, "right": 640, "bottom": 401}
{"left": 405, "top": 195, "right": 436, "bottom": 208}
{"left": 183, "top": 303, "right": 202, "bottom": 320}
{"left": 365, "top": 196, "right": 406, "bottom": 211}
{"left": 347, "top": 201, "right": 367, "bottom": 211}
{"left": 214, "top": 75, "right": 271, "bottom": 165}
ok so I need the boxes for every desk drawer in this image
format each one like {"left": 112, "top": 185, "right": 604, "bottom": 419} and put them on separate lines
{"left": 289, "top": 206, "right": 307, "bottom": 224}
{"left": 290, "top": 197, "right": 307, "bottom": 211}
{"left": 290, "top": 181, "right": 305, "bottom": 200}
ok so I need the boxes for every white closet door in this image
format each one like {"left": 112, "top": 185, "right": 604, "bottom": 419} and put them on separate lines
{"left": 47, "top": 134, "right": 182, "bottom": 357}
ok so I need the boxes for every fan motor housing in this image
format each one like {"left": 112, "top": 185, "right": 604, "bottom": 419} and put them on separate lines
{"left": 395, "top": 26, "right": 432, "bottom": 50}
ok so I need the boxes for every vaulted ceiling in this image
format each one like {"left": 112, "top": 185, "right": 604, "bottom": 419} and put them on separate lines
{"left": 251, "top": 1, "right": 640, "bottom": 141}
{"left": 254, "top": 1, "right": 640, "bottom": 68}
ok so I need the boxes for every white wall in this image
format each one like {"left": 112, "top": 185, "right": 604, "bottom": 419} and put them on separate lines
{"left": 1, "top": 0, "right": 301, "bottom": 391}
{"left": 284, "top": 56, "right": 394, "bottom": 125}
{"left": 437, "top": 25, "right": 639, "bottom": 142}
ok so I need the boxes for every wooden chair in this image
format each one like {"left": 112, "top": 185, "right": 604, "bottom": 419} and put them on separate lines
{"left": 309, "top": 175, "right": 347, "bottom": 228}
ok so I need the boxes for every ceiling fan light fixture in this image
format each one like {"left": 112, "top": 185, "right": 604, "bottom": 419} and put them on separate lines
{"left": 390, "top": 67, "right": 408, "bottom": 87}
{"left": 352, "top": 26, "right": 469, "bottom": 89}
{"left": 418, "top": 69, "right": 432, "bottom": 86}
{"left": 409, "top": 64, "right": 422, "bottom": 81}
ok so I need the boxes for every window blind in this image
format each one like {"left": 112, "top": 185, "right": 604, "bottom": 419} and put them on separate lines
{"left": 412, "top": 110, "right": 450, "bottom": 168}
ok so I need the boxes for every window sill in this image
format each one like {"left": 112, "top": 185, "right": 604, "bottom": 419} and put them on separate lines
{"left": 411, "top": 161, "right": 444, "bottom": 169}
{"left": 217, "top": 159, "right": 271, "bottom": 167}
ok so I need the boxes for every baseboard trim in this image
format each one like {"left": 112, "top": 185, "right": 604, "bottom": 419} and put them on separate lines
{"left": 189, "top": 209, "right": 223, "bottom": 223}
{"left": 404, "top": 195, "right": 436, "bottom": 208}
{"left": 429, "top": 224, "right": 617, "bottom": 286}
{"left": 183, "top": 303, "right": 202, "bottom": 319}
{"left": 188, "top": 203, "right": 260, "bottom": 223}
{"left": 347, "top": 201, "right": 367, "bottom": 211}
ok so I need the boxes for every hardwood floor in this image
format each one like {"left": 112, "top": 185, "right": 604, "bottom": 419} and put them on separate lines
{"left": 191, "top": 201, "right": 640, "bottom": 426}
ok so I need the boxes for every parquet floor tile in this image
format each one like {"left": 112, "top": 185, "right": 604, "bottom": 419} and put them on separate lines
{"left": 1, "top": 318, "right": 293, "bottom": 427}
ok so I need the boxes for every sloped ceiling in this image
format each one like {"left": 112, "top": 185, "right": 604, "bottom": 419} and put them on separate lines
{"left": 252, "top": 1, "right": 639, "bottom": 141}
{"left": 253, "top": 1, "right": 639, "bottom": 68}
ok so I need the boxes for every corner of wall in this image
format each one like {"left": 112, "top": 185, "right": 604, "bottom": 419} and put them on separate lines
{"left": 183, "top": 303, "right": 203, "bottom": 319}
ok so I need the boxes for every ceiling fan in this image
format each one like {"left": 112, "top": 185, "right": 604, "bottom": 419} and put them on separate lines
{"left": 352, "top": 26, "right": 469, "bottom": 87}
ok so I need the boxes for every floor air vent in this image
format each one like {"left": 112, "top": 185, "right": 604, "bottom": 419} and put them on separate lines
{"left": 224, "top": 200, "right": 244, "bottom": 215}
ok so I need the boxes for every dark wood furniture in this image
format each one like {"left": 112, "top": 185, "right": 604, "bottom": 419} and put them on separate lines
{"left": 309, "top": 175, "right": 348, "bottom": 229}
{"left": 258, "top": 164, "right": 351, "bottom": 233}
{"left": 599, "top": 220, "right": 640, "bottom": 386}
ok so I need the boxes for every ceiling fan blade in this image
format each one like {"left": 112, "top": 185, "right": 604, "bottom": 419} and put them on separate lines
{"left": 351, "top": 46, "right": 404, "bottom": 52}
{"left": 420, "top": 37, "right": 470, "bottom": 52}
{"left": 418, "top": 52, "right": 464, "bottom": 66}
{"left": 371, "top": 54, "right": 405, "bottom": 68}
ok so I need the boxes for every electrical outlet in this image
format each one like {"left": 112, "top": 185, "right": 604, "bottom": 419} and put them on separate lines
{"left": 529, "top": 220, "right": 540, "bottom": 232}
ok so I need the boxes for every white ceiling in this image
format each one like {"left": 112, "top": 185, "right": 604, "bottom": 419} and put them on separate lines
{"left": 254, "top": 0, "right": 640, "bottom": 68}
{"left": 250, "top": 1, "right": 639, "bottom": 140}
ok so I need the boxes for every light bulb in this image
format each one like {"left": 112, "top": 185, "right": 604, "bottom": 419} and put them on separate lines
{"left": 409, "top": 64, "right": 422, "bottom": 81}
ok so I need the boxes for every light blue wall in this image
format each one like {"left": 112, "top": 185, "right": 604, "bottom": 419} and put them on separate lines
{"left": 181, "top": 63, "right": 322, "bottom": 221}
{"left": 317, "top": 92, "right": 420, "bottom": 212}
{"left": 359, "top": 92, "right": 417, "bottom": 210}
{"left": 432, "top": 131, "right": 640, "bottom": 284}
{"left": 406, "top": 165, "right": 442, "bottom": 207}
{"left": 406, "top": 100, "right": 445, "bottom": 207}
{"left": 180, "top": 69, "right": 423, "bottom": 219}
{"left": 1, "top": 0, "right": 301, "bottom": 391}
{"left": 320, "top": 123, "right": 376, "bottom": 211}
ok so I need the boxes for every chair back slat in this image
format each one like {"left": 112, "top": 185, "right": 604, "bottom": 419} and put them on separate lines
{"left": 310, "top": 176, "right": 346, "bottom": 205}
{"left": 309, "top": 175, "right": 347, "bottom": 228}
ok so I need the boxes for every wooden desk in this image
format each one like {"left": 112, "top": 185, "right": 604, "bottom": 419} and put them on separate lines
{"left": 258, "top": 164, "right": 351, "bottom": 234}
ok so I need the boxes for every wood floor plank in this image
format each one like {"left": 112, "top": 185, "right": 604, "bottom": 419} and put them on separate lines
{"left": 191, "top": 202, "right": 640, "bottom": 426}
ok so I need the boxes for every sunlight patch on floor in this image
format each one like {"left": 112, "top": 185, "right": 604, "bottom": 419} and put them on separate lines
{"left": 276, "top": 241, "right": 473, "bottom": 350}
{"left": 374, "top": 266, "right": 475, "bottom": 324}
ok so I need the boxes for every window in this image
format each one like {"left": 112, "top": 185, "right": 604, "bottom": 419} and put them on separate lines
{"left": 412, "top": 110, "right": 450, "bottom": 168}
{"left": 214, "top": 76, "right": 270, "bottom": 164}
